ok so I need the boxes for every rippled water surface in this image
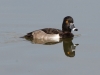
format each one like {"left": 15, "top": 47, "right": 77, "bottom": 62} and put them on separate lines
{"left": 0, "top": 0, "right": 100, "bottom": 75}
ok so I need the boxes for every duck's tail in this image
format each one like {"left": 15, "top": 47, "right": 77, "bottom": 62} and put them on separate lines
{"left": 20, "top": 32, "right": 33, "bottom": 41}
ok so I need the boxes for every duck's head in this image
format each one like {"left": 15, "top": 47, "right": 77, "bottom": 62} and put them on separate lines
{"left": 62, "top": 16, "right": 78, "bottom": 33}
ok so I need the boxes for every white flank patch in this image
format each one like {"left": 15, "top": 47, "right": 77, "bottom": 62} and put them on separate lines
{"left": 50, "top": 34, "right": 60, "bottom": 42}
{"left": 32, "top": 30, "right": 60, "bottom": 42}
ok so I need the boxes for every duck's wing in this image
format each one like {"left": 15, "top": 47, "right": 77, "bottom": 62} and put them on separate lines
{"left": 41, "top": 28, "right": 62, "bottom": 34}
{"left": 22, "top": 28, "right": 62, "bottom": 40}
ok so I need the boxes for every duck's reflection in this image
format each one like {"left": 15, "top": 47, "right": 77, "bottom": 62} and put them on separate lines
{"left": 24, "top": 37, "right": 79, "bottom": 57}
{"left": 63, "top": 38, "right": 79, "bottom": 57}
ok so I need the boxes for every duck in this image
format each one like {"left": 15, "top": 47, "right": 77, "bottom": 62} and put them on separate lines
{"left": 23, "top": 16, "right": 78, "bottom": 41}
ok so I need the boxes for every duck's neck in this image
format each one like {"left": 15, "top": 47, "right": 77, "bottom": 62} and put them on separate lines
{"left": 62, "top": 23, "right": 71, "bottom": 33}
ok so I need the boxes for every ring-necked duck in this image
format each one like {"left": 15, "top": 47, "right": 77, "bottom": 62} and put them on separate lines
{"left": 23, "top": 16, "right": 78, "bottom": 41}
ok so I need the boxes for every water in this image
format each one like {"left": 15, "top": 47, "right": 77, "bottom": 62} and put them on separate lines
{"left": 0, "top": 0, "right": 100, "bottom": 75}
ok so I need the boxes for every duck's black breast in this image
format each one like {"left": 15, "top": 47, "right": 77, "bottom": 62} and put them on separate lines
{"left": 62, "top": 32, "right": 74, "bottom": 38}
{"left": 41, "top": 28, "right": 62, "bottom": 34}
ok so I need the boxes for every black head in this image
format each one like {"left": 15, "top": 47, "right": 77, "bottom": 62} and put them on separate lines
{"left": 62, "top": 16, "right": 78, "bottom": 33}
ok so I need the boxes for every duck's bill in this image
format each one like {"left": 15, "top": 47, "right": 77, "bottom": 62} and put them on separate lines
{"left": 70, "top": 23, "right": 78, "bottom": 31}
{"left": 72, "top": 28, "right": 78, "bottom": 31}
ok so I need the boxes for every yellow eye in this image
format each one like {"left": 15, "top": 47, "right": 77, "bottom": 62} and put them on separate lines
{"left": 66, "top": 20, "right": 69, "bottom": 24}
